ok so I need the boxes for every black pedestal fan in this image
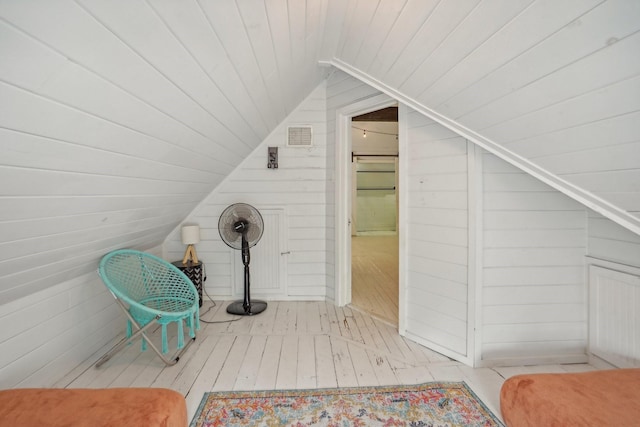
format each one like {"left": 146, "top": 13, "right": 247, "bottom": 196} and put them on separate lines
{"left": 218, "top": 203, "right": 267, "bottom": 316}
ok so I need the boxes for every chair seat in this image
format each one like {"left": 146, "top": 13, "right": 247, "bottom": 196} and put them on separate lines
{"left": 140, "top": 296, "right": 195, "bottom": 313}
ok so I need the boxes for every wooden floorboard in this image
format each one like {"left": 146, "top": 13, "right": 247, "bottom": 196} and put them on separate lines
{"left": 61, "top": 300, "right": 599, "bottom": 423}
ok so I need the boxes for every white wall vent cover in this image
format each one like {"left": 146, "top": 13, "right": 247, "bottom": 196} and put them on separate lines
{"left": 287, "top": 126, "right": 313, "bottom": 147}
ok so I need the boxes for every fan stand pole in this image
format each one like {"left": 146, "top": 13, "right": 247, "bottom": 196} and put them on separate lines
{"left": 226, "top": 234, "right": 267, "bottom": 316}
{"left": 242, "top": 241, "right": 251, "bottom": 313}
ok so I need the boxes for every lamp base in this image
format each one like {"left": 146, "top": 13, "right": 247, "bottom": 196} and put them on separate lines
{"left": 182, "top": 244, "right": 199, "bottom": 265}
{"left": 226, "top": 300, "right": 267, "bottom": 316}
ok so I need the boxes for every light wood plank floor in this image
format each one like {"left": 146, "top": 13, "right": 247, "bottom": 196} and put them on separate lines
{"left": 351, "top": 234, "right": 399, "bottom": 325}
{"left": 55, "top": 301, "right": 596, "bottom": 423}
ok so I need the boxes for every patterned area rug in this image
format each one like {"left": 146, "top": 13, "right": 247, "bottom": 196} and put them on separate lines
{"left": 190, "top": 382, "right": 503, "bottom": 426}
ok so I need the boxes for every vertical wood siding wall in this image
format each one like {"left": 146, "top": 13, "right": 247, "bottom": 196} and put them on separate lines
{"left": 164, "top": 84, "right": 330, "bottom": 299}
{"left": 586, "top": 213, "right": 640, "bottom": 368}
{"left": 588, "top": 264, "right": 640, "bottom": 368}
{"left": 481, "top": 151, "right": 588, "bottom": 364}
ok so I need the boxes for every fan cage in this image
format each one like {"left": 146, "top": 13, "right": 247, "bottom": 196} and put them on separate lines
{"left": 218, "top": 203, "right": 264, "bottom": 250}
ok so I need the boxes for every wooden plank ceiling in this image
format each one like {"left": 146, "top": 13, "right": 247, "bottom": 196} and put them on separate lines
{"left": 1, "top": 0, "right": 639, "bottom": 302}
{"left": 353, "top": 107, "right": 398, "bottom": 122}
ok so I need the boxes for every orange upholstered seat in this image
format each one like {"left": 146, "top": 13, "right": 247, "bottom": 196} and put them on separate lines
{"left": 0, "top": 388, "right": 187, "bottom": 427}
{"left": 500, "top": 368, "right": 640, "bottom": 427}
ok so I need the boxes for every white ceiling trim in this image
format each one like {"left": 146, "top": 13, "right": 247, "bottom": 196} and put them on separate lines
{"left": 322, "top": 58, "right": 640, "bottom": 237}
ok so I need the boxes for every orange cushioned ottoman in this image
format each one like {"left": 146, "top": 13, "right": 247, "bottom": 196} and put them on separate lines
{"left": 500, "top": 368, "right": 640, "bottom": 427}
{"left": 0, "top": 388, "right": 187, "bottom": 427}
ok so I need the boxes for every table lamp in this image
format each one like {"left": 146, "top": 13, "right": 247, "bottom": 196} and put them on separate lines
{"left": 181, "top": 225, "right": 200, "bottom": 265}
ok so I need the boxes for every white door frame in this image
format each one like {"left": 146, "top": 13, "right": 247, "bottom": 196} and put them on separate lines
{"left": 335, "top": 94, "right": 399, "bottom": 311}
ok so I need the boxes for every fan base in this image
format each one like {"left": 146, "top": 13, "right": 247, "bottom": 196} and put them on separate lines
{"left": 226, "top": 300, "right": 267, "bottom": 316}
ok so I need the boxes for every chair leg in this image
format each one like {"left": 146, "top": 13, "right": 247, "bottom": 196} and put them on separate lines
{"left": 95, "top": 319, "right": 160, "bottom": 368}
{"left": 137, "top": 327, "right": 196, "bottom": 367}
{"left": 95, "top": 299, "right": 197, "bottom": 368}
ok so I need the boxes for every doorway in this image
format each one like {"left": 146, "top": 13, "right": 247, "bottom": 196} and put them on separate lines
{"left": 349, "top": 107, "right": 399, "bottom": 325}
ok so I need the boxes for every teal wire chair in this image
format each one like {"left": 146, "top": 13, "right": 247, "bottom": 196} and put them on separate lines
{"left": 96, "top": 250, "right": 200, "bottom": 367}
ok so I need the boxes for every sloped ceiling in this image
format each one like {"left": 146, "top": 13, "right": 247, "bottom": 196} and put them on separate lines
{"left": 324, "top": 0, "right": 640, "bottom": 233}
{"left": 1, "top": 0, "right": 639, "bottom": 303}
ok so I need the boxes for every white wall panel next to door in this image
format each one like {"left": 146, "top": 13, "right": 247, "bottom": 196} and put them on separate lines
{"left": 403, "top": 107, "right": 469, "bottom": 360}
{"left": 401, "top": 109, "right": 592, "bottom": 366}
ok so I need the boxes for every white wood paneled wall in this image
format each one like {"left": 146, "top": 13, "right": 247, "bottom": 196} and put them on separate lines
{"left": 404, "top": 108, "right": 469, "bottom": 359}
{"left": 0, "top": 270, "right": 121, "bottom": 389}
{"left": 165, "top": 83, "right": 330, "bottom": 299}
{"left": 481, "top": 150, "right": 588, "bottom": 365}
{"left": 330, "top": 0, "right": 640, "bottom": 230}
{"left": 2, "top": 0, "right": 639, "bottom": 305}
{"left": 2, "top": 0, "right": 640, "bottom": 382}
{"left": 588, "top": 264, "right": 640, "bottom": 368}
{"left": 588, "top": 212, "right": 640, "bottom": 268}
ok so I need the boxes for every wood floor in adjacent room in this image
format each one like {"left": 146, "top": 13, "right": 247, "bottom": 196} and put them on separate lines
{"left": 55, "top": 301, "right": 596, "bottom": 423}
{"left": 351, "top": 234, "right": 399, "bottom": 325}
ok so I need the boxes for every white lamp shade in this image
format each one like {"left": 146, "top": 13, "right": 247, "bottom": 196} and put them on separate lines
{"left": 181, "top": 225, "right": 200, "bottom": 245}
